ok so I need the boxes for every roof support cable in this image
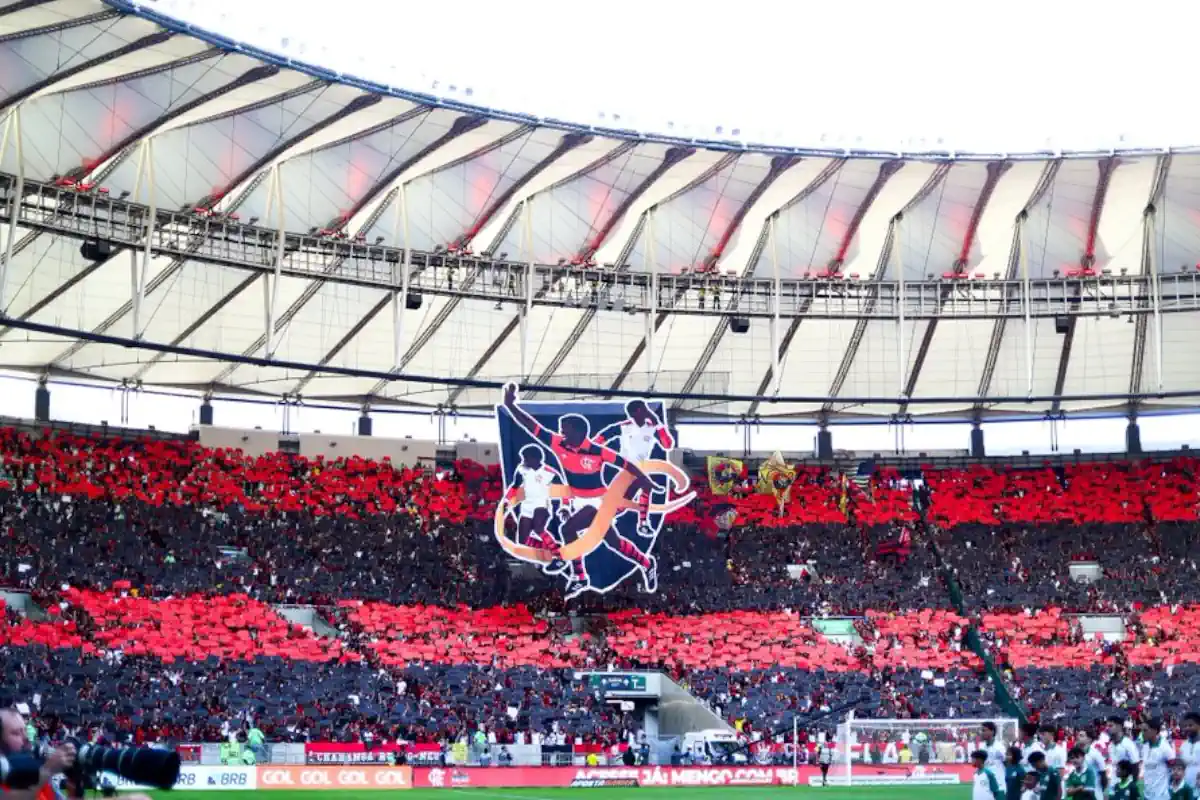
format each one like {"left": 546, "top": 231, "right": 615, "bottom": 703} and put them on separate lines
{"left": 1019, "top": 215, "right": 1033, "bottom": 397}
{"left": 519, "top": 197, "right": 534, "bottom": 380}
{"left": 126, "top": 137, "right": 158, "bottom": 340}
{"left": 645, "top": 207, "right": 658, "bottom": 391}
{"left": 260, "top": 166, "right": 286, "bottom": 359}
{"left": 391, "top": 182, "right": 411, "bottom": 372}
{"left": 0, "top": 105, "right": 23, "bottom": 314}
{"left": 1147, "top": 208, "right": 1164, "bottom": 392}
{"left": 769, "top": 215, "right": 783, "bottom": 397}
{"left": 895, "top": 214, "right": 907, "bottom": 400}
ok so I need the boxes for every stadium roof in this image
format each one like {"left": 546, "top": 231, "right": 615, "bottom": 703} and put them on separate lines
{"left": 1, "top": 0, "right": 1199, "bottom": 420}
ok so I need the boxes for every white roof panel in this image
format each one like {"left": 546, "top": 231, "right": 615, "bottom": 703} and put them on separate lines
{"left": 0, "top": 1, "right": 1195, "bottom": 419}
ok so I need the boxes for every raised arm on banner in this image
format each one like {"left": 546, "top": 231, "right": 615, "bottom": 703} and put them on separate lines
{"left": 502, "top": 384, "right": 550, "bottom": 445}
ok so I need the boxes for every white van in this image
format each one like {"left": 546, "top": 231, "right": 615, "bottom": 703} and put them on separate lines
{"left": 681, "top": 729, "right": 747, "bottom": 764}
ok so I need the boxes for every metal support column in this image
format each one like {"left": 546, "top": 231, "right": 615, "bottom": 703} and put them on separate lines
{"left": 519, "top": 198, "right": 533, "bottom": 379}
{"left": 645, "top": 208, "right": 657, "bottom": 388}
{"left": 894, "top": 216, "right": 906, "bottom": 397}
{"left": 265, "top": 167, "right": 286, "bottom": 358}
{"left": 392, "top": 183, "right": 410, "bottom": 370}
{"left": 1018, "top": 217, "right": 1033, "bottom": 397}
{"left": 1146, "top": 210, "right": 1164, "bottom": 392}
{"left": 769, "top": 215, "right": 781, "bottom": 395}
{"left": 129, "top": 138, "right": 156, "bottom": 340}
{"left": 1, "top": 106, "right": 24, "bottom": 313}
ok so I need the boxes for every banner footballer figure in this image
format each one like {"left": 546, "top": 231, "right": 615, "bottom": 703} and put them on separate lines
{"left": 593, "top": 399, "right": 674, "bottom": 534}
{"left": 495, "top": 384, "right": 694, "bottom": 600}
{"left": 505, "top": 444, "right": 565, "bottom": 573}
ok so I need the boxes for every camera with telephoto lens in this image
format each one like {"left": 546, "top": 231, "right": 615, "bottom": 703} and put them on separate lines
{"left": 0, "top": 740, "right": 180, "bottom": 796}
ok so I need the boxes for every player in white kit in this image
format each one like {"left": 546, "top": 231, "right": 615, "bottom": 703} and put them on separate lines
{"left": 594, "top": 400, "right": 674, "bottom": 532}
{"left": 507, "top": 445, "right": 561, "bottom": 561}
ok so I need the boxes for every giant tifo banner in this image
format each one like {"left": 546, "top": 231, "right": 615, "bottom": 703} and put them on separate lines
{"left": 494, "top": 384, "right": 693, "bottom": 599}
{"left": 410, "top": 765, "right": 974, "bottom": 789}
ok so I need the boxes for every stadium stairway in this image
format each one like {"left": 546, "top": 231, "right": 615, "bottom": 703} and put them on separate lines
{"left": 921, "top": 518, "right": 1029, "bottom": 723}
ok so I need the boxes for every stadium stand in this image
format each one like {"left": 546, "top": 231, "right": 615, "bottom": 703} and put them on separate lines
{"left": 2, "top": 426, "right": 1200, "bottom": 750}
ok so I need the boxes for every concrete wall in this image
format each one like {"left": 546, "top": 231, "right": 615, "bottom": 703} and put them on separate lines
{"left": 1078, "top": 615, "right": 1127, "bottom": 641}
{"left": 455, "top": 441, "right": 499, "bottom": 466}
{"left": 193, "top": 426, "right": 282, "bottom": 458}
{"left": 298, "top": 433, "right": 435, "bottom": 468}
{"left": 192, "top": 425, "right": 436, "bottom": 467}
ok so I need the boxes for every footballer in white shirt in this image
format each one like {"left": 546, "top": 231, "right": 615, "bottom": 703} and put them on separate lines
{"left": 1076, "top": 728, "right": 1110, "bottom": 795}
{"left": 1181, "top": 711, "right": 1200, "bottom": 789}
{"left": 1141, "top": 717, "right": 1176, "bottom": 800}
{"left": 1108, "top": 716, "right": 1142, "bottom": 778}
{"left": 979, "top": 721, "right": 1008, "bottom": 790}
{"left": 1019, "top": 721, "right": 1045, "bottom": 769}
{"left": 1038, "top": 725, "right": 1067, "bottom": 773}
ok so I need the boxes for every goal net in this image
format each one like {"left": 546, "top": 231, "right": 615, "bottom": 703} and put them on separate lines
{"left": 813, "top": 714, "right": 1019, "bottom": 787}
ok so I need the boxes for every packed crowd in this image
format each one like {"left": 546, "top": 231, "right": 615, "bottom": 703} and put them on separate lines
{"left": 1, "top": 425, "right": 1199, "bottom": 750}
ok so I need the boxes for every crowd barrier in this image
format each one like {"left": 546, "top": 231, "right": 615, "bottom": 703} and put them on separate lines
{"left": 105, "top": 763, "right": 976, "bottom": 791}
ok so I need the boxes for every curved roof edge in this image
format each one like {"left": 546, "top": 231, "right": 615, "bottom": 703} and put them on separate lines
{"left": 105, "top": 0, "right": 1187, "bottom": 163}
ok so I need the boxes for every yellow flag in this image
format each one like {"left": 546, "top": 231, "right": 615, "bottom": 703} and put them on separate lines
{"left": 707, "top": 456, "right": 743, "bottom": 495}
{"left": 757, "top": 451, "right": 796, "bottom": 511}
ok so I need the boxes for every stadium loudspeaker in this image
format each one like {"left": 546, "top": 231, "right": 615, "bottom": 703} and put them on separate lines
{"left": 405, "top": 293, "right": 423, "bottom": 311}
{"left": 970, "top": 426, "right": 985, "bottom": 458}
{"left": 816, "top": 429, "right": 833, "bottom": 459}
{"left": 198, "top": 402, "right": 213, "bottom": 426}
{"left": 1054, "top": 316, "right": 1070, "bottom": 334}
{"left": 357, "top": 414, "right": 373, "bottom": 437}
{"left": 35, "top": 385, "right": 50, "bottom": 423}
{"left": 80, "top": 239, "right": 114, "bottom": 262}
{"left": 730, "top": 316, "right": 750, "bottom": 334}
{"left": 1126, "top": 421, "right": 1142, "bottom": 454}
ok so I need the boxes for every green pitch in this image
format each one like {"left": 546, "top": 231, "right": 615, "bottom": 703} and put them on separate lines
{"left": 147, "top": 788, "right": 967, "bottom": 800}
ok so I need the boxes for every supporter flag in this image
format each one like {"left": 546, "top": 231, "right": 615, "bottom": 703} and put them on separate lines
{"left": 852, "top": 458, "right": 875, "bottom": 499}
{"left": 707, "top": 456, "right": 743, "bottom": 495}
{"left": 854, "top": 460, "right": 873, "bottom": 491}
{"left": 699, "top": 502, "right": 737, "bottom": 539}
{"left": 757, "top": 451, "right": 796, "bottom": 513}
{"left": 713, "top": 502, "right": 738, "bottom": 531}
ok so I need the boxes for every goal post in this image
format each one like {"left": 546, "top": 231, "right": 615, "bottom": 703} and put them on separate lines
{"left": 820, "top": 715, "right": 1019, "bottom": 787}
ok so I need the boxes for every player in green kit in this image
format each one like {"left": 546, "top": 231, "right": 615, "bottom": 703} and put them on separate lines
{"left": 972, "top": 750, "right": 1008, "bottom": 800}
{"left": 1171, "top": 759, "right": 1198, "bottom": 800}
{"left": 1005, "top": 745, "right": 1027, "bottom": 800}
{"left": 1029, "top": 752, "right": 1062, "bottom": 800}
{"left": 1065, "top": 745, "right": 1101, "bottom": 799}
{"left": 1111, "top": 759, "right": 1143, "bottom": 800}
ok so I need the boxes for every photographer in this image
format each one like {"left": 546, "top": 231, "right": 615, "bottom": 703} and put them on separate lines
{"left": 0, "top": 710, "right": 152, "bottom": 800}
{"left": 1, "top": 708, "right": 75, "bottom": 800}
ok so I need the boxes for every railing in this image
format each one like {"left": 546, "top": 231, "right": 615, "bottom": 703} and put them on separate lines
{"left": 3, "top": 173, "right": 1199, "bottom": 320}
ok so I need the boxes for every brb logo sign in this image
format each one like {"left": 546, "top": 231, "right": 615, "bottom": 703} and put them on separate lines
{"left": 495, "top": 384, "right": 694, "bottom": 599}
